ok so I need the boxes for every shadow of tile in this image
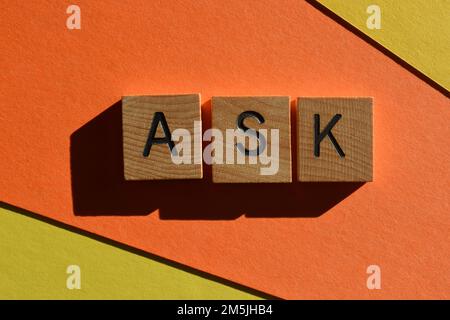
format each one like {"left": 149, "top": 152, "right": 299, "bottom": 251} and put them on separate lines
{"left": 70, "top": 100, "right": 364, "bottom": 219}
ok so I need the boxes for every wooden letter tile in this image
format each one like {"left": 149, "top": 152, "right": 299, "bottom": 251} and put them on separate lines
{"left": 211, "top": 96, "right": 292, "bottom": 183}
{"left": 122, "top": 94, "right": 202, "bottom": 180}
{"left": 297, "top": 97, "right": 373, "bottom": 182}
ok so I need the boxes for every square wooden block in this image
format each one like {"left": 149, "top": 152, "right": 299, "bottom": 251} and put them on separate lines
{"left": 122, "top": 94, "right": 202, "bottom": 180}
{"left": 297, "top": 97, "right": 373, "bottom": 182}
{"left": 211, "top": 96, "right": 292, "bottom": 183}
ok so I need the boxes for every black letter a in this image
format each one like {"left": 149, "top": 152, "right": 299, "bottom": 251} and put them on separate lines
{"left": 314, "top": 114, "right": 345, "bottom": 158}
{"left": 143, "top": 112, "right": 176, "bottom": 157}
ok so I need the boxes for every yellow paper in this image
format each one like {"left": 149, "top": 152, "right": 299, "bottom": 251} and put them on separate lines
{"left": 0, "top": 207, "right": 263, "bottom": 299}
{"left": 317, "top": 0, "right": 450, "bottom": 91}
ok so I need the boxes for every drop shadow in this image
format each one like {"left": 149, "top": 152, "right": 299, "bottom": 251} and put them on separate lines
{"left": 70, "top": 100, "right": 364, "bottom": 219}
{"left": 305, "top": 0, "right": 449, "bottom": 98}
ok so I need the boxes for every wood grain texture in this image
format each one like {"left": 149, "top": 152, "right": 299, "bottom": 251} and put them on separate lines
{"left": 297, "top": 97, "right": 373, "bottom": 182}
{"left": 212, "top": 96, "right": 291, "bottom": 183}
{"left": 122, "top": 94, "right": 202, "bottom": 180}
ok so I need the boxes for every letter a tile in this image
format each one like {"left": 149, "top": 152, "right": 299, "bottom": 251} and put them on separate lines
{"left": 122, "top": 94, "right": 202, "bottom": 180}
{"left": 297, "top": 97, "right": 373, "bottom": 182}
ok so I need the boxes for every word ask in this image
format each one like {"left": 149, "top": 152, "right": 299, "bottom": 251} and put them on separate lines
{"left": 122, "top": 94, "right": 373, "bottom": 183}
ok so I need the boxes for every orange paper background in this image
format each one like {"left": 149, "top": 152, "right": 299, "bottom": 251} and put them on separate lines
{"left": 1, "top": 0, "right": 449, "bottom": 298}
